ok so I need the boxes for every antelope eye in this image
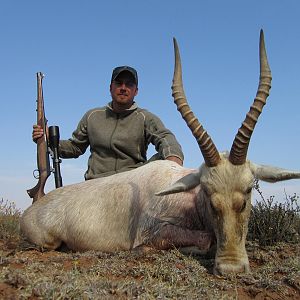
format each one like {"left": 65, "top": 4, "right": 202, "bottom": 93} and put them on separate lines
{"left": 246, "top": 187, "right": 252, "bottom": 194}
{"left": 202, "top": 187, "right": 209, "bottom": 197}
{"left": 210, "top": 202, "right": 217, "bottom": 213}
{"left": 210, "top": 200, "right": 218, "bottom": 214}
{"left": 241, "top": 200, "right": 247, "bottom": 212}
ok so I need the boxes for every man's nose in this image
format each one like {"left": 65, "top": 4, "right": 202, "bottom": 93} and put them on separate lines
{"left": 120, "top": 82, "right": 127, "bottom": 89}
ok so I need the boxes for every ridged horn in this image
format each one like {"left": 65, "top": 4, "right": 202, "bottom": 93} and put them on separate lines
{"left": 172, "top": 38, "right": 220, "bottom": 167}
{"left": 229, "top": 30, "right": 272, "bottom": 165}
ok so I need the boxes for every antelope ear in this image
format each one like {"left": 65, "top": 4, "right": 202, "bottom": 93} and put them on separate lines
{"left": 156, "top": 172, "right": 200, "bottom": 196}
{"left": 250, "top": 163, "right": 300, "bottom": 183}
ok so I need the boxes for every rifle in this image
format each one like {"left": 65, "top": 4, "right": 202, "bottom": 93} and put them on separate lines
{"left": 27, "top": 72, "right": 63, "bottom": 203}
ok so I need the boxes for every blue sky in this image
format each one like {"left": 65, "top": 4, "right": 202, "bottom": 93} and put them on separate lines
{"left": 1, "top": 1, "right": 299, "bottom": 210}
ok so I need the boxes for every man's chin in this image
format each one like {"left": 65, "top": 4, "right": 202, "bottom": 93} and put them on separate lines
{"left": 117, "top": 98, "right": 132, "bottom": 104}
{"left": 114, "top": 99, "right": 134, "bottom": 109}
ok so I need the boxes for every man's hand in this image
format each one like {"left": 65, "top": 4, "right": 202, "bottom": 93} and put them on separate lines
{"left": 32, "top": 124, "right": 48, "bottom": 143}
{"left": 166, "top": 156, "right": 183, "bottom": 166}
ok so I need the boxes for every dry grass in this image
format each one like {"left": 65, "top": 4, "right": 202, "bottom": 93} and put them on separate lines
{"left": 1, "top": 241, "right": 299, "bottom": 299}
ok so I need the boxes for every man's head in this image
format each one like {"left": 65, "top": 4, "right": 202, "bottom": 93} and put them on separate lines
{"left": 110, "top": 66, "right": 139, "bottom": 112}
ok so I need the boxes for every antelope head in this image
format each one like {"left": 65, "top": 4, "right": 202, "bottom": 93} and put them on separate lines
{"left": 159, "top": 30, "right": 300, "bottom": 275}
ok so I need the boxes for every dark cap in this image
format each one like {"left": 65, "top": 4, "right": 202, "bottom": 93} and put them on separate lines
{"left": 111, "top": 66, "right": 138, "bottom": 86}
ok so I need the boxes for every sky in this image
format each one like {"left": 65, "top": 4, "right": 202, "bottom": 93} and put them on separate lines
{"left": 1, "top": 1, "right": 299, "bottom": 210}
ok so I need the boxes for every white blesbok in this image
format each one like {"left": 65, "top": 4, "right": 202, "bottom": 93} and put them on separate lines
{"left": 21, "top": 30, "right": 300, "bottom": 275}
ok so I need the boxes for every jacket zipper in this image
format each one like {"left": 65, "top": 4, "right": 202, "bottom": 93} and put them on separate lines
{"left": 110, "top": 114, "right": 119, "bottom": 172}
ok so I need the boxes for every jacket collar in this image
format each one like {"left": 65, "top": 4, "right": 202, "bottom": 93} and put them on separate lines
{"left": 107, "top": 101, "right": 138, "bottom": 116}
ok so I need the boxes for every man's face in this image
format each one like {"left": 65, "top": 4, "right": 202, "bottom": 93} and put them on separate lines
{"left": 110, "top": 71, "right": 138, "bottom": 109}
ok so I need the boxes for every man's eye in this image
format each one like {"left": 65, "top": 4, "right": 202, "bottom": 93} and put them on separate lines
{"left": 113, "top": 81, "right": 135, "bottom": 88}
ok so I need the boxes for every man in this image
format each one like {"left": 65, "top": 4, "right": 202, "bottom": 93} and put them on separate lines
{"left": 33, "top": 66, "right": 184, "bottom": 180}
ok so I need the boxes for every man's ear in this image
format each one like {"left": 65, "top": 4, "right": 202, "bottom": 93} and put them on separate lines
{"left": 109, "top": 84, "right": 112, "bottom": 93}
{"left": 135, "top": 87, "right": 138, "bottom": 96}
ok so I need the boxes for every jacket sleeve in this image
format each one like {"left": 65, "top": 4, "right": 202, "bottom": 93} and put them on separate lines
{"left": 144, "top": 111, "right": 184, "bottom": 161}
{"left": 58, "top": 112, "right": 90, "bottom": 158}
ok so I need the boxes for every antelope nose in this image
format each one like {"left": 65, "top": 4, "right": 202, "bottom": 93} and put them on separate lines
{"left": 214, "top": 261, "right": 250, "bottom": 276}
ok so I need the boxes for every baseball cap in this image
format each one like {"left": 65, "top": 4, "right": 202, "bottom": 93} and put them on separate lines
{"left": 111, "top": 66, "right": 138, "bottom": 86}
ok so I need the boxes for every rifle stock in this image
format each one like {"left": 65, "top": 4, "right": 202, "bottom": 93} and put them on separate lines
{"left": 27, "top": 72, "right": 51, "bottom": 203}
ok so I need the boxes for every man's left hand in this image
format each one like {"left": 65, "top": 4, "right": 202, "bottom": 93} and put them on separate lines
{"left": 166, "top": 156, "right": 183, "bottom": 166}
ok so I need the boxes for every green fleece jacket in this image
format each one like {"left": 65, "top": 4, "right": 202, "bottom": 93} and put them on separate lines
{"left": 59, "top": 102, "right": 184, "bottom": 180}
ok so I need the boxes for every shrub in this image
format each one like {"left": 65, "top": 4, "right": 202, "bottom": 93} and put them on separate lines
{"left": 248, "top": 180, "right": 300, "bottom": 246}
{"left": 0, "top": 198, "right": 22, "bottom": 241}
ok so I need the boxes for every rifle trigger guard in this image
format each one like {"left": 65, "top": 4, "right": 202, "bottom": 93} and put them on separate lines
{"left": 33, "top": 169, "right": 40, "bottom": 179}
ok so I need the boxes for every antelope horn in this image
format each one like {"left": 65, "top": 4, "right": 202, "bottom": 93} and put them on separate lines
{"left": 172, "top": 38, "right": 220, "bottom": 167}
{"left": 229, "top": 30, "right": 272, "bottom": 165}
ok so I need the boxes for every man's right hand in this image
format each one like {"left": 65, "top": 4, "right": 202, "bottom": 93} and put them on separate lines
{"left": 32, "top": 125, "right": 48, "bottom": 143}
